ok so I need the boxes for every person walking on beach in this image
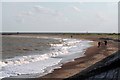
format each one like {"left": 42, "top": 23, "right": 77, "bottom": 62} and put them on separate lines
{"left": 98, "top": 42, "right": 101, "bottom": 48}
{"left": 104, "top": 40, "right": 107, "bottom": 46}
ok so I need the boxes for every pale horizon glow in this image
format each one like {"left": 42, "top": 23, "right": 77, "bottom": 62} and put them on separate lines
{"left": 2, "top": 2, "right": 118, "bottom": 33}
{"left": 1, "top": 0, "right": 119, "bottom": 2}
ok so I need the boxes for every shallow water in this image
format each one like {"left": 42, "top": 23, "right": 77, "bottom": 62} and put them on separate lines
{"left": 1, "top": 35, "right": 93, "bottom": 79}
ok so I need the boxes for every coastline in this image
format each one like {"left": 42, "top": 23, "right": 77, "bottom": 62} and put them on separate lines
{"left": 41, "top": 35, "right": 118, "bottom": 79}
{"left": 1, "top": 34, "right": 119, "bottom": 79}
{"left": 1, "top": 34, "right": 92, "bottom": 79}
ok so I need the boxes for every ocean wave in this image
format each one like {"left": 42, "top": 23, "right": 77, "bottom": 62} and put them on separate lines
{"left": 1, "top": 37, "right": 93, "bottom": 79}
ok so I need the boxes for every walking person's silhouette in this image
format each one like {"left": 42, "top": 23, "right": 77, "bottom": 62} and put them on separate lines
{"left": 98, "top": 42, "right": 101, "bottom": 48}
{"left": 104, "top": 40, "right": 107, "bottom": 46}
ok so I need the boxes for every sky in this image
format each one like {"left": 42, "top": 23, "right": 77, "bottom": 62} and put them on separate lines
{"left": 2, "top": 2, "right": 118, "bottom": 33}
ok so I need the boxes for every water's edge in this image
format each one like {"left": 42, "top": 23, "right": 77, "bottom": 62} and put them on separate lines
{"left": 1, "top": 35, "right": 93, "bottom": 79}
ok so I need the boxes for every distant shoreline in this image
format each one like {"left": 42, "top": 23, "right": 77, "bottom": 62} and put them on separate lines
{"left": 1, "top": 32, "right": 119, "bottom": 35}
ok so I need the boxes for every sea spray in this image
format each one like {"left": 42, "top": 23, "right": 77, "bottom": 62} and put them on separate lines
{"left": 1, "top": 36, "right": 93, "bottom": 79}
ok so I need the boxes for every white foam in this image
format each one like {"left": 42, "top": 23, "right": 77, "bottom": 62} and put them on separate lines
{"left": 1, "top": 37, "right": 93, "bottom": 79}
{"left": 1, "top": 58, "right": 62, "bottom": 78}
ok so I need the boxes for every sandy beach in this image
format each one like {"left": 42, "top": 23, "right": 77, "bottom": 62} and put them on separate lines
{"left": 2, "top": 1, "right": 118, "bottom": 79}
{"left": 40, "top": 34, "right": 119, "bottom": 79}
{"left": 1, "top": 33, "right": 119, "bottom": 80}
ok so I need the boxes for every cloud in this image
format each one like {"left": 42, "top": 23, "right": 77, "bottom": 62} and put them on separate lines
{"left": 17, "top": 5, "right": 58, "bottom": 17}
{"left": 73, "top": 6, "right": 81, "bottom": 12}
{"left": 32, "top": 5, "right": 70, "bottom": 22}
{"left": 16, "top": 5, "right": 69, "bottom": 23}
{"left": 33, "top": 5, "right": 49, "bottom": 13}
{"left": 33, "top": 5, "right": 62, "bottom": 16}
{"left": 16, "top": 11, "right": 33, "bottom": 23}
{"left": 95, "top": 12, "right": 109, "bottom": 21}
{"left": 18, "top": 11, "right": 33, "bottom": 17}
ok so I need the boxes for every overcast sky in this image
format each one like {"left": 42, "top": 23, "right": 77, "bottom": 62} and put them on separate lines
{"left": 2, "top": 2, "right": 118, "bottom": 33}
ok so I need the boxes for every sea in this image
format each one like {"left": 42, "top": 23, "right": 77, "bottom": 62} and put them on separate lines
{"left": 0, "top": 35, "right": 93, "bottom": 79}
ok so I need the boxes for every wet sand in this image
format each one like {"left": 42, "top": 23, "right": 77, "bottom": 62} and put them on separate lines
{"left": 2, "top": 34, "right": 119, "bottom": 79}
{"left": 41, "top": 34, "right": 119, "bottom": 79}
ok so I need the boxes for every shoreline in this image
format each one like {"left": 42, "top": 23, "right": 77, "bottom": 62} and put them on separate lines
{"left": 41, "top": 36, "right": 118, "bottom": 79}
{"left": 1, "top": 34, "right": 119, "bottom": 79}
{"left": 1, "top": 34, "right": 93, "bottom": 79}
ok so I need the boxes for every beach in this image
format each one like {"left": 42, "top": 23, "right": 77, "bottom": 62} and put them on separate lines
{"left": 41, "top": 33, "right": 119, "bottom": 79}
{"left": 1, "top": 33, "right": 119, "bottom": 79}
